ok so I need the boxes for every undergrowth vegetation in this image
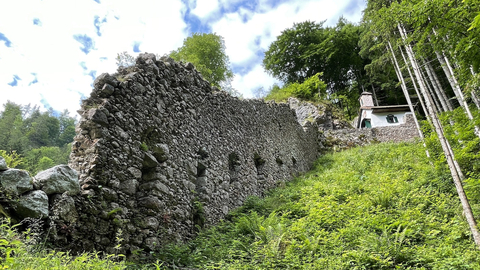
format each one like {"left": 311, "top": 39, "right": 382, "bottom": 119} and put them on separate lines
{"left": 2, "top": 142, "right": 480, "bottom": 269}
{"left": 145, "top": 142, "right": 480, "bottom": 269}
{"left": 0, "top": 220, "right": 127, "bottom": 269}
{"left": 264, "top": 73, "right": 327, "bottom": 102}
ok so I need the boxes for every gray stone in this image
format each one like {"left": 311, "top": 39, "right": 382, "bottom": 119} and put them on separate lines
{"left": 101, "top": 187, "right": 118, "bottom": 201}
{"left": 120, "top": 179, "right": 137, "bottom": 195}
{"left": 0, "top": 169, "right": 33, "bottom": 196}
{"left": 88, "top": 108, "right": 109, "bottom": 126}
{"left": 128, "top": 167, "right": 142, "bottom": 179}
{"left": 185, "top": 62, "right": 195, "bottom": 70}
{"left": 100, "top": 83, "right": 115, "bottom": 97}
{"left": 139, "top": 197, "right": 164, "bottom": 211}
{"left": 34, "top": 165, "right": 80, "bottom": 195}
{"left": 144, "top": 237, "right": 159, "bottom": 250}
{"left": 94, "top": 73, "right": 118, "bottom": 89}
{"left": 142, "top": 152, "right": 158, "bottom": 168}
{"left": 143, "top": 217, "right": 159, "bottom": 230}
{"left": 152, "top": 144, "right": 169, "bottom": 162}
{"left": 14, "top": 190, "right": 48, "bottom": 219}
{"left": 50, "top": 194, "right": 78, "bottom": 223}
{"left": 139, "top": 181, "right": 169, "bottom": 194}
{"left": 67, "top": 53, "right": 327, "bottom": 253}
{"left": 136, "top": 53, "right": 156, "bottom": 64}
{"left": 0, "top": 157, "right": 7, "bottom": 171}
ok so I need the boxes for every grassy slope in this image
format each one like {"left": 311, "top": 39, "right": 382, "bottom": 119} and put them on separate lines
{"left": 3, "top": 142, "right": 480, "bottom": 269}
{"left": 151, "top": 142, "right": 480, "bottom": 269}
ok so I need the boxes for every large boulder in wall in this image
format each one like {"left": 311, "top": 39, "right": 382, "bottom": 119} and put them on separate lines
{"left": 0, "top": 169, "right": 34, "bottom": 196}
{"left": 13, "top": 190, "right": 49, "bottom": 219}
{"left": 34, "top": 165, "right": 80, "bottom": 195}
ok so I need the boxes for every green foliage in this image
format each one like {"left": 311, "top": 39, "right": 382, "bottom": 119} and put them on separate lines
{"left": 422, "top": 106, "right": 480, "bottom": 206}
{"left": 23, "top": 145, "right": 71, "bottom": 175}
{"left": 116, "top": 51, "right": 135, "bottom": 68}
{"left": 0, "top": 219, "right": 126, "bottom": 269}
{"left": 0, "top": 102, "right": 75, "bottom": 174}
{"left": 144, "top": 142, "right": 480, "bottom": 269}
{"left": 170, "top": 33, "right": 234, "bottom": 90}
{"left": 265, "top": 73, "right": 326, "bottom": 102}
{"left": 140, "top": 142, "right": 148, "bottom": 151}
{"left": 192, "top": 199, "right": 206, "bottom": 229}
{"left": 264, "top": 18, "right": 371, "bottom": 119}
{"left": 362, "top": 0, "right": 480, "bottom": 97}
{"left": 36, "top": 157, "right": 54, "bottom": 172}
{"left": 0, "top": 150, "right": 23, "bottom": 169}
{"left": 264, "top": 18, "right": 368, "bottom": 94}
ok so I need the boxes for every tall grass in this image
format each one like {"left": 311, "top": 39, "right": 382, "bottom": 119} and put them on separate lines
{"left": 0, "top": 220, "right": 126, "bottom": 270}
{"left": 3, "top": 142, "right": 480, "bottom": 269}
{"left": 147, "top": 142, "right": 480, "bottom": 269}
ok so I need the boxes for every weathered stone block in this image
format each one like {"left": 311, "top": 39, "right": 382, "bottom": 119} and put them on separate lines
{"left": 152, "top": 144, "right": 169, "bottom": 162}
{"left": 50, "top": 194, "right": 78, "bottom": 223}
{"left": 0, "top": 169, "right": 33, "bottom": 196}
{"left": 142, "top": 153, "right": 158, "bottom": 168}
{"left": 34, "top": 165, "right": 80, "bottom": 195}
{"left": 14, "top": 190, "right": 48, "bottom": 219}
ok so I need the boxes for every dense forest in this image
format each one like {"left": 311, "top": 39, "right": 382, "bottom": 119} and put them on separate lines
{"left": 2, "top": 0, "right": 480, "bottom": 268}
{"left": 263, "top": 0, "right": 480, "bottom": 122}
{"left": 0, "top": 102, "right": 76, "bottom": 175}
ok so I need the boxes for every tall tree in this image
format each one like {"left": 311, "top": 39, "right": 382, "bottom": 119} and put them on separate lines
{"left": 0, "top": 102, "right": 26, "bottom": 153}
{"left": 170, "top": 33, "right": 234, "bottom": 91}
{"left": 263, "top": 18, "right": 367, "bottom": 94}
{"left": 263, "top": 21, "right": 326, "bottom": 84}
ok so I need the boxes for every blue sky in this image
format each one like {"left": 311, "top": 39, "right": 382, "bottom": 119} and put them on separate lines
{"left": 0, "top": 0, "right": 365, "bottom": 116}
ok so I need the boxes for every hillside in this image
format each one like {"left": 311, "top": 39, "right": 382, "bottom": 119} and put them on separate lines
{"left": 2, "top": 141, "right": 480, "bottom": 269}
{"left": 145, "top": 141, "right": 480, "bottom": 269}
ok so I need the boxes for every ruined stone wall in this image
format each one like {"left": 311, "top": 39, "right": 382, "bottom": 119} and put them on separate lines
{"left": 324, "top": 114, "right": 420, "bottom": 150}
{"left": 67, "top": 53, "right": 319, "bottom": 254}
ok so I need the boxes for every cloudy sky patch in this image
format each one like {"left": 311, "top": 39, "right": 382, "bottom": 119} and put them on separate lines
{"left": 0, "top": 0, "right": 365, "bottom": 116}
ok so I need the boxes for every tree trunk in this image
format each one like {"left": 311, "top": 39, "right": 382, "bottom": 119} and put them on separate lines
{"left": 388, "top": 42, "right": 424, "bottom": 140}
{"left": 398, "top": 46, "right": 428, "bottom": 116}
{"left": 371, "top": 84, "right": 379, "bottom": 106}
{"left": 388, "top": 42, "right": 429, "bottom": 158}
{"left": 399, "top": 24, "right": 480, "bottom": 248}
{"left": 437, "top": 53, "right": 472, "bottom": 113}
{"left": 470, "top": 66, "right": 480, "bottom": 109}
{"left": 421, "top": 64, "right": 442, "bottom": 112}
{"left": 425, "top": 59, "right": 452, "bottom": 111}
{"left": 436, "top": 52, "right": 480, "bottom": 138}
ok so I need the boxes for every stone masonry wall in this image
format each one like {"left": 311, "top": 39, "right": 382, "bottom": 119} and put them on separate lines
{"left": 324, "top": 114, "right": 420, "bottom": 150}
{"left": 67, "top": 53, "right": 319, "bottom": 254}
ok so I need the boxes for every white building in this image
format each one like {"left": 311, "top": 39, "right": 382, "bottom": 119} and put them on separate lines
{"left": 357, "top": 92, "right": 413, "bottom": 129}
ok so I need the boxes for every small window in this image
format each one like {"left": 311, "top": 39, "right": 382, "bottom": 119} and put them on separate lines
{"left": 386, "top": 114, "right": 398, "bottom": 123}
{"left": 361, "top": 119, "right": 371, "bottom": 128}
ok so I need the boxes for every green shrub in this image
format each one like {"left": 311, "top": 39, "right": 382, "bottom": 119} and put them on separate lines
{"left": 0, "top": 219, "right": 126, "bottom": 269}
{"left": 0, "top": 150, "right": 23, "bottom": 169}
{"left": 145, "top": 142, "right": 480, "bottom": 269}
{"left": 265, "top": 73, "right": 326, "bottom": 102}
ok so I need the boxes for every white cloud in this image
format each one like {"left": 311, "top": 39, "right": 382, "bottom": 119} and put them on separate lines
{"left": 0, "top": 0, "right": 365, "bottom": 116}
{"left": 0, "top": 0, "right": 188, "bottom": 116}
{"left": 191, "top": 0, "right": 220, "bottom": 20}
{"left": 233, "top": 64, "right": 280, "bottom": 98}
{"left": 212, "top": 0, "right": 359, "bottom": 66}
{"left": 211, "top": 0, "right": 364, "bottom": 97}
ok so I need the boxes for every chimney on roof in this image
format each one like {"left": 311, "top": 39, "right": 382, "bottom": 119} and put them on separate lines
{"left": 359, "top": 92, "right": 374, "bottom": 107}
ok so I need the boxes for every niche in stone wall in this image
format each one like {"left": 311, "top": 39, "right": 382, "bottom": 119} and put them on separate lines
{"left": 275, "top": 157, "right": 284, "bottom": 166}
{"left": 254, "top": 153, "right": 266, "bottom": 175}
{"left": 254, "top": 152, "right": 266, "bottom": 184}
{"left": 195, "top": 162, "right": 208, "bottom": 194}
{"left": 228, "top": 152, "right": 241, "bottom": 183}
{"left": 291, "top": 156, "right": 297, "bottom": 166}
